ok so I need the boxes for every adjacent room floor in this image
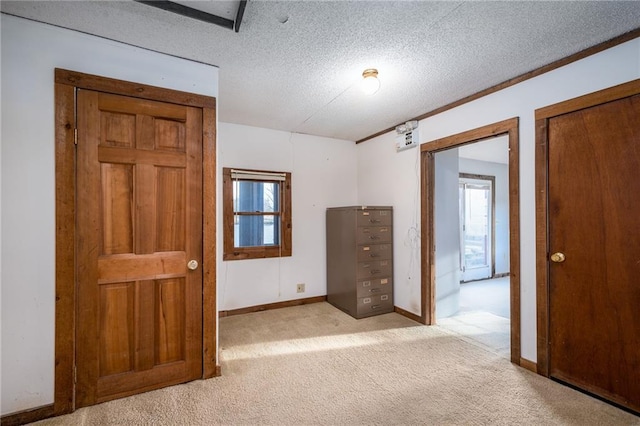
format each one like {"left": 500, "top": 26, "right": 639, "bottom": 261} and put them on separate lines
{"left": 437, "top": 276, "right": 511, "bottom": 359}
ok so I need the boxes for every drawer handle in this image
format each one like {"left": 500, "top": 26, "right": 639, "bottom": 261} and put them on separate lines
{"left": 370, "top": 269, "right": 381, "bottom": 275}
{"left": 369, "top": 235, "right": 380, "bottom": 240}
{"left": 369, "top": 288, "right": 381, "bottom": 293}
{"left": 369, "top": 253, "right": 380, "bottom": 258}
{"left": 371, "top": 305, "right": 381, "bottom": 310}
{"left": 369, "top": 219, "right": 381, "bottom": 223}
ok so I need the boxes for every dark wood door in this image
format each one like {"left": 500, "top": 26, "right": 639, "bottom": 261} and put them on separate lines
{"left": 547, "top": 93, "right": 640, "bottom": 412}
{"left": 76, "top": 89, "right": 203, "bottom": 406}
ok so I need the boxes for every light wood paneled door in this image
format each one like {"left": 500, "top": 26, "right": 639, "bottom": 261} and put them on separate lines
{"left": 76, "top": 89, "right": 203, "bottom": 406}
{"left": 537, "top": 81, "right": 640, "bottom": 413}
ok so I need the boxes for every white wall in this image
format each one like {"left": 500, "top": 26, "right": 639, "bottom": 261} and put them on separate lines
{"left": 357, "top": 38, "right": 640, "bottom": 362}
{"left": 434, "top": 149, "right": 461, "bottom": 319}
{"left": 217, "top": 123, "right": 357, "bottom": 311}
{"left": 358, "top": 141, "right": 423, "bottom": 314}
{"left": 0, "top": 15, "right": 218, "bottom": 415}
{"left": 459, "top": 158, "right": 510, "bottom": 275}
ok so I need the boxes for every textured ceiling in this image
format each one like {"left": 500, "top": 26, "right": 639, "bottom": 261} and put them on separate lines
{"left": 2, "top": 1, "right": 640, "bottom": 142}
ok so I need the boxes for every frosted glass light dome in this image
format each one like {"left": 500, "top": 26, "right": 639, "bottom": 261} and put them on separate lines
{"left": 361, "top": 68, "right": 380, "bottom": 95}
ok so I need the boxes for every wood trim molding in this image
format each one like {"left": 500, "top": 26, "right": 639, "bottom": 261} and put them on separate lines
{"left": 55, "top": 68, "right": 216, "bottom": 109}
{"left": 519, "top": 358, "right": 538, "bottom": 374}
{"left": 507, "top": 122, "right": 522, "bottom": 364}
{"left": 420, "top": 119, "right": 518, "bottom": 153}
{"left": 357, "top": 28, "right": 640, "bottom": 144}
{"left": 54, "top": 69, "right": 217, "bottom": 414}
{"left": 394, "top": 306, "right": 422, "bottom": 324}
{"left": 420, "top": 117, "right": 522, "bottom": 364}
{"left": 54, "top": 82, "right": 76, "bottom": 415}
{"left": 536, "top": 79, "right": 640, "bottom": 120}
{"left": 202, "top": 106, "right": 217, "bottom": 379}
{"left": 0, "top": 404, "right": 55, "bottom": 426}
{"left": 219, "top": 296, "right": 327, "bottom": 317}
{"left": 535, "top": 117, "right": 550, "bottom": 377}
{"left": 420, "top": 151, "right": 435, "bottom": 325}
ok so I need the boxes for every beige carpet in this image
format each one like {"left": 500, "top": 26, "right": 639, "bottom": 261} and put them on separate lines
{"left": 34, "top": 302, "right": 639, "bottom": 425}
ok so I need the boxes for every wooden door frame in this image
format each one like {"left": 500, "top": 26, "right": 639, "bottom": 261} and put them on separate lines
{"left": 420, "top": 117, "right": 522, "bottom": 365}
{"left": 535, "top": 79, "right": 640, "bottom": 376}
{"left": 54, "top": 68, "right": 218, "bottom": 415}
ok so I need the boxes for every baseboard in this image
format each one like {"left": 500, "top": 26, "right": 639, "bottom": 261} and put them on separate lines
{"left": 219, "top": 295, "right": 327, "bottom": 317}
{"left": 494, "top": 272, "right": 510, "bottom": 278}
{"left": 215, "top": 365, "right": 222, "bottom": 377}
{"left": 519, "top": 357, "right": 537, "bottom": 373}
{"left": 1, "top": 404, "right": 55, "bottom": 426}
{"left": 394, "top": 306, "right": 423, "bottom": 323}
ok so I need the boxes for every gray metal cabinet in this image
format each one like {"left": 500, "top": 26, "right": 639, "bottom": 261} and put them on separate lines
{"left": 326, "top": 206, "right": 393, "bottom": 319}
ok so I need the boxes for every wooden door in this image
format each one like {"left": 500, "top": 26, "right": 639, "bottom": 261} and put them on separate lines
{"left": 76, "top": 89, "right": 203, "bottom": 406}
{"left": 545, "top": 90, "right": 640, "bottom": 411}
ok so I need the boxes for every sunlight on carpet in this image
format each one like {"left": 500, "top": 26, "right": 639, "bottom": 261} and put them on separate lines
{"left": 31, "top": 302, "right": 640, "bottom": 425}
{"left": 222, "top": 327, "right": 440, "bottom": 361}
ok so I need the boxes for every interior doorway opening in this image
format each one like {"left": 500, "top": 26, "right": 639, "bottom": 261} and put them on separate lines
{"left": 420, "top": 117, "right": 522, "bottom": 365}
{"left": 433, "top": 137, "right": 510, "bottom": 358}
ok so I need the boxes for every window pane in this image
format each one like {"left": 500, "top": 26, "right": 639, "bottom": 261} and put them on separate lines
{"left": 234, "top": 214, "right": 281, "bottom": 247}
{"left": 233, "top": 180, "right": 279, "bottom": 213}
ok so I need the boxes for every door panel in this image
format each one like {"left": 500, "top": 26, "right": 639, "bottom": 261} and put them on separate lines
{"left": 99, "top": 282, "right": 135, "bottom": 377}
{"left": 548, "top": 94, "right": 640, "bottom": 411}
{"left": 156, "top": 167, "right": 186, "bottom": 251}
{"left": 77, "top": 90, "right": 203, "bottom": 407}
{"left": 100, "top": 163, "right": 134, "bottom": 254}
{"left": 156, "top": 277, "right": 186, "bottom": 364}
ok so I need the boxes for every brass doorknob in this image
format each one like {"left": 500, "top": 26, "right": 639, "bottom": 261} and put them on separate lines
{"left": 187, "top": 260, "right": 199, "bottom": 270}
{"left": 550, "top": 252, "right": 566, "bottom": 263}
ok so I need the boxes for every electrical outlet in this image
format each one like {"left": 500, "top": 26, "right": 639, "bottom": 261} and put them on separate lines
{"left": 296, "top": 283, "right": 305, "bottom": 293}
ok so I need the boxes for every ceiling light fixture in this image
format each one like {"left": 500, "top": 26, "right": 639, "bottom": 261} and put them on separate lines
{"left": 361, "top": 68, "right": 380, "bottom": 95}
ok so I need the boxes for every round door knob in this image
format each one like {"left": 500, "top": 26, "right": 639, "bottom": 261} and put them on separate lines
{"left": 187, "top": 259, "right": 199, "bottom": 270}
{"left": 550, "top": 252, "right": 566, "bottom": 263}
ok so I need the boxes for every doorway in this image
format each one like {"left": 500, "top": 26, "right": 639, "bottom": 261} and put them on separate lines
{"left": 54, "top": 69, "right": 218, "bottom": 415}
{"left": 431, "top": 138, "right": 509, "bottom": 358}
{"left": 420, "top": 117, "right": 522, "bottom": 365}
{"left": 459, "top": 174, "right": 495, "bottom": 282}
{"left": 536, "top": 80, "right": 640, "bottom": 412}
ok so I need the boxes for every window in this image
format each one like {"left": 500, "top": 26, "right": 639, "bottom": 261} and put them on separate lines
{"left": 459, "top": 174, "right": 495, "bottom": 282}
{"left": 223, "top": 167, "right": 292, "bottom": 260}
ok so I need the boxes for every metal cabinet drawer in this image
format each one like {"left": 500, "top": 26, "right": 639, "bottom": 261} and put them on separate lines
{"left": 357, "top": 293, "right": 393, "bottom": 317}
{"left": 356, "top": 226, "right": 392, "bottom": 244}
{"left": 357, "top": 277, "right": 392, "bottom": 298}
{"left": 357, "top": 243, "right": 392, "bottom": 262}
{"left": 356, "top": 259, "right": 392, "bottom": 279}
{"left": 356, "top": 209, "right": 392, "bottom": 227}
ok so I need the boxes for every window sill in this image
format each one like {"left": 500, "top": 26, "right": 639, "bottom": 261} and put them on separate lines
{"left": 223, "top": 246, "right": 292, "bottom": 261}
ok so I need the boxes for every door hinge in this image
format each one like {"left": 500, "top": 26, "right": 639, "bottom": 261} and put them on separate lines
{"left": 74, "top": 128, "right": 78, "bottom": 145}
